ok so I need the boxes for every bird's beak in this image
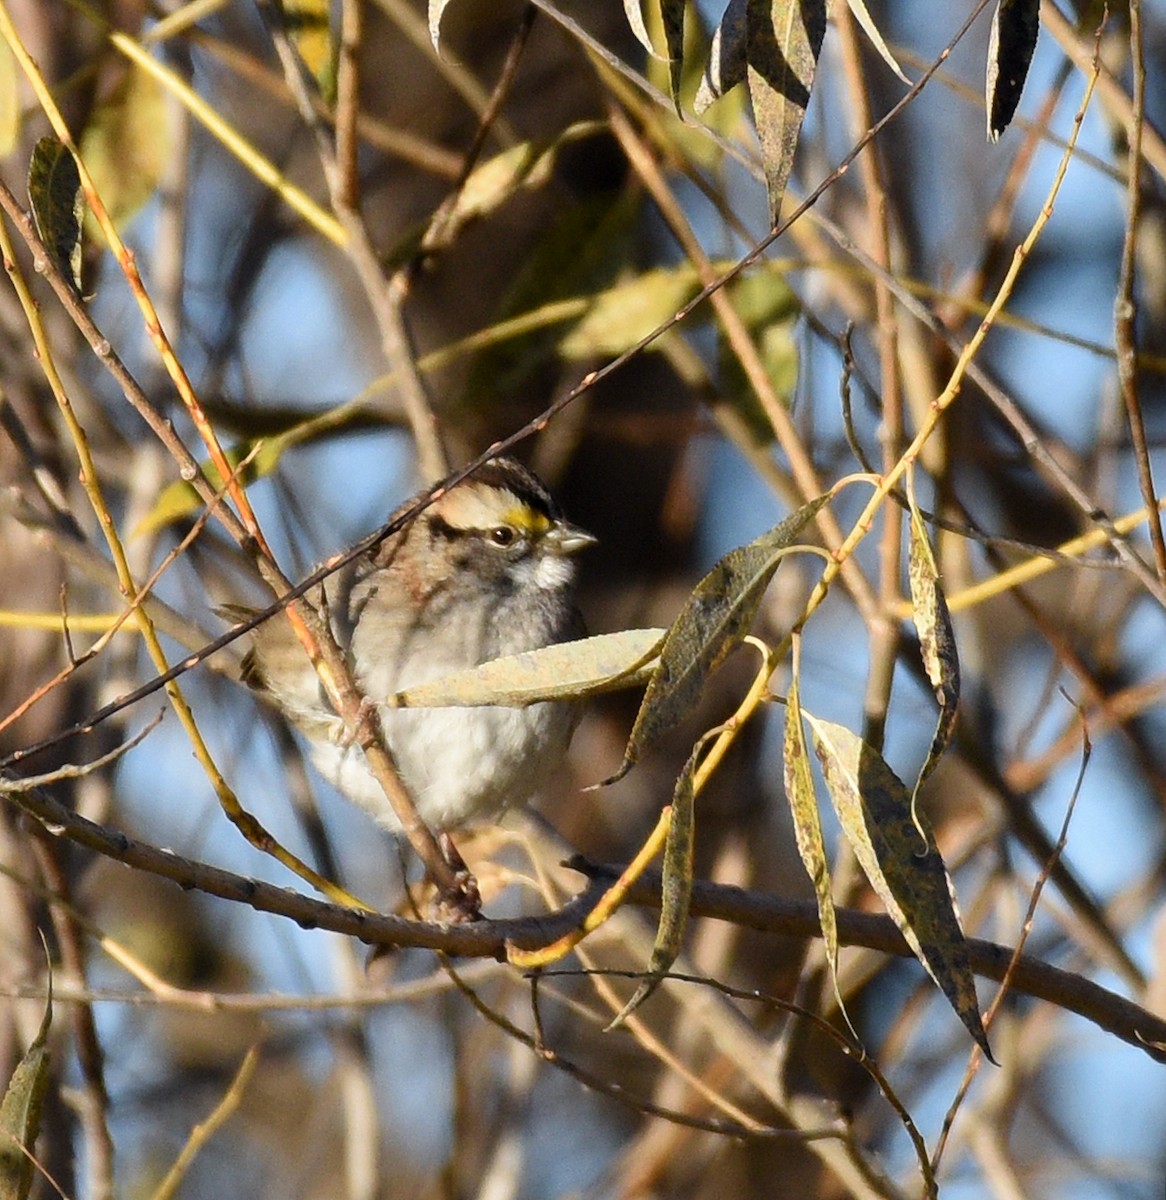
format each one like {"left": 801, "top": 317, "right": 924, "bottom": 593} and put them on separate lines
{"left": 545, "top": 522, "right": 597, "bottom": 556}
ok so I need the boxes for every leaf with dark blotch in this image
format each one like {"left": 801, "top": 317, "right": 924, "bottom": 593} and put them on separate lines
{"left": 696, "top": 0, "right": 748, "bottom": 114}
{"left": 806, "top": 714, "right": 993, "bottom": 1059}
{"left": 606, "top": 494, "right": 828, "bottom": 784}
{"left": 986, "top": 0, "right": 1040, "bottom": 141}
{"left": 661, "top": 0, "right": 687, "bottom": 113}
{"left": 607, "top": 743, "right": 700, "bottom": 1027}
{"left": 0, "top": 986, "right": 51, "bottom": 1200}
{"left": 783, "top": 671, "right": 842, "bottom": 1001}
{"left": 746, "top": 0, "right": 827, "bottom": 222}
{"left": 28, "top": 137, "right": 84, "bottom": 293}
{"left": 907, "top": 494, "right": 960, "bottom": 809}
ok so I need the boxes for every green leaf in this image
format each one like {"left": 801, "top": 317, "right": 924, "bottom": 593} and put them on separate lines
{"left": 607, "top": 740, "right": 700, "bottom": 1028}
{"left": 133, "top": 443, "right": 281, "bottom": 537}
{"left": 280, "top": 0, "right": 336, "bottom": 101}
{"left": 907, "top": 489, "right": 960, "bottom": 812}
{"left": 746, "top": 0, "right": 827, "bottom": 222}
{"left": 0, "top": 984, "right": 51, "bottom": 1200}
{"left": 606, "top": 494, "right": 828, "bottom": 783}
{"left": 390, "top": 629, "right": 666, "bottom": 708}
{"left": 438, "top": 134, "right": 563, "bottom": 245}
{"left": 559, "top": 264, "right": 705, "bottom": 359}
{"left": 783, "top": 670, "right": 843, "bottom": 1013}
{"left": 805, "top": 714, "right": 992, "bottom": 1058}
{"left": 986, "top": 0, "right": 1040, "bottom": 141}
{"left": 718, "top": 266, "right": 800, "bottom": 442}
{"left": 79, "top": 63, "right": 168, "bottom": 242}
{"left": 28, "top": 137, "right": 84, "bottom": 293}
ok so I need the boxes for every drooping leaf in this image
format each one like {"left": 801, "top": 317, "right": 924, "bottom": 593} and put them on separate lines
{"left": 390, "top": 629, "right": 666, "bottom": 708}
{"left": 746, "top": 0, "right": 827, "bottom": 222}
{"left": 661, "top": 0, "right": 687, "bottom": 112}
{"left": 623, "top": 0, "right": 657, "bottom": 57}
{"left": 0, "top": 983, "right": 51, "bottom": 1200}
{"left": 907, "top": 488, "right": 960, "bottom": 812}
{"left": 607, "top": 741, "right": 701, "bottom": 1026}
{"left": 805, "top": 714, "right": 992, "bottom": 1058}
{"left": 986, "top": 0, "right": 1040, "bottom": 141}
{"left": 28, "top": 137, "right": 84, "bottom": 293}
{"left": 79, "top": 63, "right": 167, "bottom": 242}
{"left": 845, "top": 0, "right": 908, "bottom": 83}
{"left": 280, "top": 0, "right": 336, "bottom": 101}
{"left": 696, "top": 0, "right": 748, "bottom": 114}
{"left": 783, "top": 667, "right": 842, "bottom": 1011}
{"left": 607, "top": 494, "right": 829, "bottom": 783}
{"left": 0, "top": 37, "right": 19, "bottom": 157}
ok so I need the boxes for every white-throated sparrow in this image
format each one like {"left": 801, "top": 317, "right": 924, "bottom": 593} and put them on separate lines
{"left": 236, "top": 458, "right": 594, "bottom": 835}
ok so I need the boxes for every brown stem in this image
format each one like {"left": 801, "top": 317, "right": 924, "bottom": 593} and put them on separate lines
{"left": 6, "top": 782, "right": 1165, "bottom": 1065}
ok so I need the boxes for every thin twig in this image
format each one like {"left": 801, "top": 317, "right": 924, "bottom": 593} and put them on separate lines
{"left": 1113, "top": 0, "right": 1166, "bottom": 581}
{"left": 5, "top": 778, "right": 1166, "bottom": 1063}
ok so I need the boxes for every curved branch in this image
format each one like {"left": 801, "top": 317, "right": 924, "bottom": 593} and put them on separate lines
{"left": 5, "top": 780, "right": 1164, "bottom": 1064}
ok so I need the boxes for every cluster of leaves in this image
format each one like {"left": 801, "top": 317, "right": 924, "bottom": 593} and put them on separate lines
{"left": 419, "top": 481, "right": 988, "bottom": 1054}
{"left": 8, "top": 0, "right": 1084, "bottom": 1081}
{"left": 433, "top": 0, "right": 1043, "bottom": 216}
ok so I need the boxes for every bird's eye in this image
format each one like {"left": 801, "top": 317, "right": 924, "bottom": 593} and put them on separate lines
{"left": 489, "top": 525, "right": 517, "bottom": 547}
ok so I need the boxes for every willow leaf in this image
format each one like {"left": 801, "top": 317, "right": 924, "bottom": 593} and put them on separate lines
{"left": 907, "top": 493, "right": 960, "bottom": 809}
{"left": 696, "top": 0, "right": 748, "bottom": 114}
{"left": 79, "top": 63, "right": 167, "bottom": 242}
{"left": 986, "top": 0, "right": 1040, "bottom": 140}
{"left": 281, "top": 0, "right": 336, "bottom": 100}
{"left": 606, "top": 494, "right": 828, "bottom": 783}
{"left": 746, "top": 0, "right": 827, "bottom": 221}
{"left": 845, "top": 0, "right": 908, "bottom": 83}
{"left": 783, "top": 672, "right": 841, "bottom": 1005}
{"left": 806, "top": 714, "right": 992, "bottom": 1058}
{"left": 391, "top": 629, "right": 665, "bottom": 708}
{"left": 661, "top": 0, "right": 687, "bottom": 112}
{"left": 28, "top": 137, "right": 83, "bottom": 293}
{"left": 0, "top": 985, "right": 51, "bottom": 1200}
{"left": 607, "top": 742, "right": 699, "bottom": 1027}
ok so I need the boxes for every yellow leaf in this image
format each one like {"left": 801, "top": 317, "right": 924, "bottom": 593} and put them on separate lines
{"left": 80, "top": 63, "right": 168, "bottom": 242}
